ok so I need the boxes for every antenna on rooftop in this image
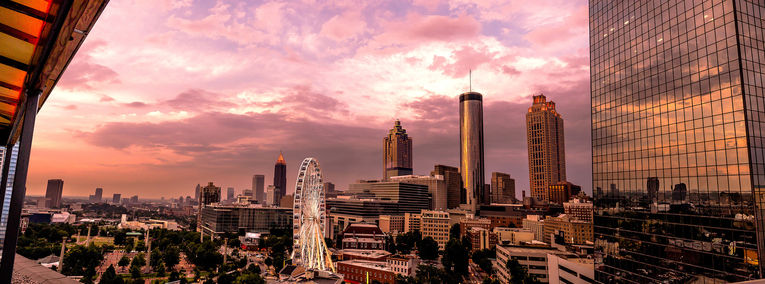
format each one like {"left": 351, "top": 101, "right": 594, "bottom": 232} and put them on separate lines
{"left": 469, "top": 69, "right": 472, "bottom": 92}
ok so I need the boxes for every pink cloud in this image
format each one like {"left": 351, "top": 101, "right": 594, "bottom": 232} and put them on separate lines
{"left": 524, "top": 4, "right": 588, "bottom": 46}
{"left": 368, "top": 13, "right": 481, "bottom": 52}
{"left": 412, "top": 0, "right": 442, "bottom": 11}
{"left": 320, "top": 10, "right": 367, "bottom": 41}
{"left": 428, "top": 45, "right": 498, "bottom": 77}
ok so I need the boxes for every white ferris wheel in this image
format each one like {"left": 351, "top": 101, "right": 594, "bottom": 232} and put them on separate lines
{"left": 291, "top": 157, "right": 334, "bottom": 272}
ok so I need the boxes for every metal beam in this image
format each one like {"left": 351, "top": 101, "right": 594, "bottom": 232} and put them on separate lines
{"left": 0, "top": 23, "right": 38, "bottom": 45}
{"left": 0, "top": 89, "right": 39, "bottom": 282}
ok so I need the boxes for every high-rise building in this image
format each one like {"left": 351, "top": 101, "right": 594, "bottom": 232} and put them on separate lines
{"left": 200, "top": 182, "right": 221, "bottom": 205}
{"left": 459, "top": 91, "right": 486, "bottom": 212}
{"left": 547, "top": 181, "right": 581, "bottom": 205}
{"left": 491, "top": 172, "right": 515, "bottom": 204}
{"left": 526, "top": 94, "right": 566, "bottom": 202}
{"left": 226, "top": 187, "right": 235, "bottom": 201}
{"left": 432, "top": 164, "right": 461, "bottom": 209}
{"left": 265, "top": 185, "right": 276, "bottom": 206}
{"left": 130, "top": 195, "right": 138, "bottom": 203}
{"left": 383, "top": 120, "right": 413, "bottom": 180}
{"left": 194, "top": 184, "right": 200, "bottom": 201}
{"left": 591, "top": 0, "right": 765, "bottom": 282}
{"left": 112, "top": 194, "right": 121, "bottom": 204}
{"left": 94, "top": 188, "right": 102, "bottom": 201}
{"left": 389, "top": 175, "right": 447, "bottom": 210}
{"left": 273, "top": 152, "right": 287, "bottom": 205}
{"left": 252, "top": 174, "right": 264, "bottom": 203}
{"left": 44, "top": 179, "right": 64, "bottom": 208}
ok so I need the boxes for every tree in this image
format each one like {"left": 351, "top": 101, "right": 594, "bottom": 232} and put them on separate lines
{"left": 417, "top": 237, "right": 439, "bottom": 260}
{"left": 442, "top": 239, "right": 469, "bottom": 277}
{"left": 61, "top": 245, "right": 104, "bottom": 277}
{"left": 118, "top": 255, "right": 130, "bottom": 268}
{"left": 163, "top": 246, "right": 181, "bottom": 269}
{"left": 472, "top": 249, "right": 496, "bottom": 274}
{"left": 235, "top": 272, "right": 265, "bottom": 284}
{"left": 396, "top": 231, "right": 421, "bottom": 254}
{"left": 150, "top": 248, "right": 162, "bottom": 269}
{"left": 124, "top": 240, "right": 134, "bottom": 252}
{"left": 450, "top": 224, "right": 461, "bottom": 240}
{"left": 131, "top": 253, "right": 146, "bottom": 269}
{"left": 506, "top": 259, "right": 541, "bottom": 284}
{"left": 99, "top": 265, "right": 124, "bottom": 284}
{"left": 113, "top": 230, "right": 127, "bottom": 246}
{"left": 156, "top": 262, "right": 166, "bottom": 277}
{"left": 130, "top": 265, "right": 141, "bottom": 279}
{"left": 135, "top": 240, "right": 146, "bottom": 252}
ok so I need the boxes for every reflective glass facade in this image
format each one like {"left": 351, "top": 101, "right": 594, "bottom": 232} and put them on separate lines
{"left": 590, "top": 0, "right": 765, "bottom": 283}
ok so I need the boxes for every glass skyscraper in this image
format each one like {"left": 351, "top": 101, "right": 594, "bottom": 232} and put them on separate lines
{"left": 591, "top": 0, "right": 764, "bottom": 283}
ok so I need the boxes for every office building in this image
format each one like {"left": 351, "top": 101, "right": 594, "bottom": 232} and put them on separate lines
{"left": 591, "top": 0, "right": 765, "bottom": 282}
{"left": 383, "top": 120, "right": 413, "bottom": 180}
{"left": 563, "top": 199, "right": 593, "bottom": 223}
{"left": 432, "top": 164, "right": 462, "bottom": 209}
{"left": 88, "top": 188, "right": 103, "bottom": 202}
{"left": 337, "top": 223, "right": 386, "bottom": 250}
{"left": 273, "top": 152, "right": 287, "bottom": 206}
{"left": 44, "top": 179, "right": 64, "bottom": 209}
{"left": 265, "top": 185, "right": 275, "bottom": 206}
{"left": 379, "top": 215, "right": 404, "bottom": 235}
{"left": 491, "top": 172, "right": 516, "bottom": 203}
{"left": 112, "top": 194, "right": 121, "bottom": 204}
{"left": 199, "top": 204, "right": 292, "bottom": 236}
{"left": 347, "top": 180, "right": 430, "bottom": 213}
{"left": 547, "top": 254, "right": 595, "bottom": 284}
{"left": 466, "top": 227, "right": 497, "bottom": 251}
{"left": 543, "top": 215, "right": 592, "bottom": 245}
{"left": 547, "top": 181, "right": 581, "bottom": 205}
{"left": 459, "top": 92, "right": 486, "bottom": 212}
{"left": 478, "top": 204, "right": 528, "bottom": 228}
{"left": 389, "top": 174, "right": 447, "bottom": 210}
{"left": 200, "top": 182, "right": 221, "bottom": 205}
{"left": 129, "top": 195, "right": 138, "bottom": 203}
{"left": 526, "top": 94, "right": 566, "bottom": 202}
{"left": 459, "top": 218, "right": 491, "bottom": 237}
{"left": 252, "top": 174, "right": 264, "bottom": 202}
{"left": 387, "top": 255, "right": 419, "bottom": 277}
{"left": 226, "top": 187, "right": 235, "bottom": 201}
{"left": 522, "top": 216, "right": 545, "bottom": 243}
{"left": 420, "top": 210, "right": 450, "bottom": 250}
{"left": 195, "top": 183, "right": 200, "bottom": 201}
{"left": 494, "top": 227, "right": 535, "bottom": 246}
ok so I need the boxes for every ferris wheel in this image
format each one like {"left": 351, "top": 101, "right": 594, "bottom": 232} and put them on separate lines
{"left": 291, "top": 157, "right": 333, "bottom": 271}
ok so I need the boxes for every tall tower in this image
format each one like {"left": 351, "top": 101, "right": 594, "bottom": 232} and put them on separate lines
{"left": 252, "top": 174, "right": 264, "bottom": 203}
{"left": 432, "top": 165, "right": 461, "bottom": 209}
{"left": 273, "top": 152, "right": 287, "bottom": 205}
{"left": 491, "top": 172, "right": 515, "bottom": 204}
{"left": 591, "top": 0, "right": 765, "bottom": 282}
{"left": 459, "top": 91, "right": 485, "bottom": 212}
{"left": 383, "top": 120, "right": 413, "bottom": 180}
{"left": 45, "top": 179, "right": 64, "bottom": 208}
{"left": 526, "top": 94, "right": 566, "bottom": 202}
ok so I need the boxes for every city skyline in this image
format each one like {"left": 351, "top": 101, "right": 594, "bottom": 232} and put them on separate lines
{"left": 24, "top": 0, "right": 591, "bottom": 198}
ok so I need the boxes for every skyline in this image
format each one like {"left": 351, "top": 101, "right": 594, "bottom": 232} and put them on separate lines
{"left": 24, "top": 0, "right": 591, "bottom": 198}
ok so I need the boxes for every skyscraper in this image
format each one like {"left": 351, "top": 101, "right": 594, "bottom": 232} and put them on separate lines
{"left": 194, "top": 183, "right": 200, "bottom": 201}
{"left": 591, "top": 0, "right": 765, "bottom": 282}
{"left": 459, "top": 92, "right": 485, "bottom": 212}
{"left": 112, "top": 193, "right": 121, "bottom": 204}
{"left": 526, "top": 94, "right": 566, "bottom": 202}
{"left": 94, "top": 188, "right": 103, "bottom": 201}
{"left": 252, "top": 174, "right": 264, "bottom": 202}
{"left": 432, "top": 165, "right": 461, "bottom": 209}
{"left": 490, "top": 172, "right": 515, "bottom": 204}
{"left": 200, "top": 182, "right": 221, "bottom": 205}
{"left": 273, "top": 152, "right": 287, "bottom": 205}
{"left": 383, "top": 120, "right": 413, "bottom": 180}
{"left": 44, "top": 179, "right": 64, "bottom": 208}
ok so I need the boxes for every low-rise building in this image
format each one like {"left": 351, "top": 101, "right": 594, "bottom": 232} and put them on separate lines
{"left": 563, "top": 199, "right": 593, "bottom": 222}
{"left": 338, "top": 249, "right": 392, "bottom": 261}
{"left": 420, "top": 210, "right": 449, "bottom": 250}
{"left": 494, "top": 245, "right": 578, "bottom": 283}
{"left": 522, "top": 215, "right": 546, "bottom": 242}
{"left": 199, "top": 204, "right": 291, "bottom": 237}
{"left": 460, "top": 218, "right": 491, "bottom": 237}
{"left": 387, "top": 255, "right": 419, "bottom": 277}
{"left": 338, "top": 223, "right": 387, "bottom": 250}
{"left": 543, "top": 214, "right": 593, "bottom": 245}
{"left": 467, "top": 227, "right": 497, "bottom": 251}
{"left": 403, "top": 212, "right": 421, "bottom": 233}
{"left": 547, "top": 253, "right": 595, "bottom": 284}
{"left": 494, "top": 227, "right": 535, "bottom": 245}
{"left": 336, "top": 260, "right": 396, "bottom": 284}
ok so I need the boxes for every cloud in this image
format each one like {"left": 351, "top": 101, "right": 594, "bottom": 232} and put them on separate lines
{"left": 320, "top": 10, "right": 368, "bottom": 42}
{"left": 163, "top": 89, "right": 236, "bottom": 112}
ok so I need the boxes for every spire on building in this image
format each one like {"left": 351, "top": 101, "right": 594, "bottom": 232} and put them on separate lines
{"left": 277, "top": 151, "right": 286, "bottom": 165}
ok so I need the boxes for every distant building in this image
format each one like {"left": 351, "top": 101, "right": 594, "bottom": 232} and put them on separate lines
{"left": 389, "top": 174, "right": 447, "bottom": 210}
{"left": 195, "top": 184, "right": 201, "bottom": 201}
{"left": 89, "top": 188, "right": 103, "bottom": 202}
{"left": 112, "top": 194, "right": 121, "bottom": 204}
{"left": 280, "top": 194, "right": 293, "bottom": 208}
{"left": 252, "top": 174, "right": 264, "bottom": 202}
{"left": 273, "top": 152, "right": 287, "bottom": 206}
{"left": 44, "top": 179, "right": 64, "bottom": 208}
{"left": 526, "top": 94, "right": 566, "bottom": 202}
{"left": 543, "top": 215, "right": 592, "bottom": 245}
{"left": 431, "top": 165, "right": 461, "bottom": 209}
{"left": 467, "top": 227, "right": 497, "bottom": 251}
{"left": 494, "top": 227, "right": 534, "bottom": 246}
{"left": 201, "top": 182, "right": 221, "bottom": 205}
{"left": 563, "top": 199, "right": 593, "bottom": 223}
{"left": 478, "top": 204, "right": 528, "bottom": 229}
{"left": 459, "top": 91, "right": 486, "bottom": 212}
{"left": 522, "top": 216, "right": 545, "bottom": 242}
{"left": 460, "top": 218, "right": 491, "bottom": 237}
{"left": 199, "top": 204, "right": 292, "bottom": 236}
{"left": 646, "top": 177, "right": 659, "bottom": 201}
{"left": 265, "top": 185, "right": 276, "bottom": 206}
{"left": 491, "top": 172, "right": 515, "bottom": 204}
{"left": 226, "top": 187, "right": 235, "bottom": 201}
{"left": 129, "top": 195, "right": 138, "bottom": 203}
{"left": 379, "top": 215, "right": 404, "bottom": 235}
{"left": 346, "top": 180, "right": 430, "bottom": 213}
{"left": 383, "top": 120, "right": 413, "bottom": 180}
{"left": 403, "top": 212, "right": 421, "bottom": 233}
{"left": 547, "top": 181, "right": 581, "bottom": 205}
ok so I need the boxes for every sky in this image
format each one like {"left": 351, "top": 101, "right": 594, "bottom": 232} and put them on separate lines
{"left": 26, "top": 0, "right": 591, "bottom": 199}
